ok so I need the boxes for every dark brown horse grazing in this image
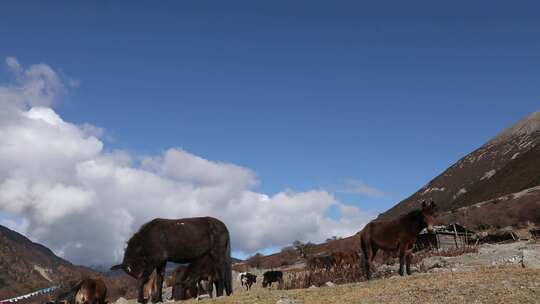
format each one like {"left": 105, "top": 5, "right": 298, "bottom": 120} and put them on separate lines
{"left": 171, "top": 266, "right": 195, "bottom": 301}
{"left": 110, "top": 217, "right": 232, "bottom": 303}
{"left": 52, "top": 278, "right": 107, "bottom": 304}
{"left": 74, "top": 278, "right": 107, "bottom": 304}
{"left": 359, "top": 201, "right": 437, "bottom": 279}
{"left": 176, "top": 255, "right": 220, "bottom": 299}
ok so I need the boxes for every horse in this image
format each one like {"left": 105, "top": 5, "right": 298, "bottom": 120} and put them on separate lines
{"left": 171, "top": 266, "right": 196, "bottom": 301}
{"left": 74, "top": 279, "right": 107, "bottom": 304}
{"left": 143, "top": 271, "right": 158, "bottom": 303}
{"left": 359, "top": 200, "right": 437, "bottom": 279}
{"left": 176, "top": 254, "right": 221, "bottom": 299}
{"left": 51, "top": 278, "right": 107, "bottom": 304}
{"left": 111, "top": 217, "right": 232, "bottom": 303}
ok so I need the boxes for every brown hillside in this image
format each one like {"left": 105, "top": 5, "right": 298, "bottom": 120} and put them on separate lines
{"left": 380, "top": 110, "right": 540, "bottom": 225}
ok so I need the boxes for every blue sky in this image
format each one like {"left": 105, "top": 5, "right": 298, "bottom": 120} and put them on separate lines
{"left": 0, "top": 1, "right": 539, "bottom": 252}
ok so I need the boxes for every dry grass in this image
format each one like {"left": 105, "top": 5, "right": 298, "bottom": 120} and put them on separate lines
{"left": 170, "top": 266, "right": 539, "bottom": 304}
{"left": 284, "top": 266, "right": 364, "bottom": 289}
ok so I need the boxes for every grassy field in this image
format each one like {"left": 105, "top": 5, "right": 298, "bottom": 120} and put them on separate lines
{"left": 175, "top": 266, "right": 539, "bottom": 304}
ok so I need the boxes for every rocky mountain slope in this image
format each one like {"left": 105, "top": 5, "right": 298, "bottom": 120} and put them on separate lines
{"left": 0, "top": 225, "right": 95, "bottom": 299}
{"left": 380, "top": 110, "right": 540, "bottom": 225}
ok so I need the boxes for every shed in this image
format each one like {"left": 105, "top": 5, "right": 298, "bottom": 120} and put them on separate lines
{"left": 415, "top": 224, "right": 476, "bottom": 251}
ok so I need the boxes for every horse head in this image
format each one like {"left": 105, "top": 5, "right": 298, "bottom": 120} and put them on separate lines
{"left": 110, "top": 262, "right": 140, "bottom": 278}
{"left": 421, "top": 200, "right": 437, "bottom": 233}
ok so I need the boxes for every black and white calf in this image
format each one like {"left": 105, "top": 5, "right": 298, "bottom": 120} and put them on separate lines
{"left": 238, "top": 272, "right": 257, "bottom": 290}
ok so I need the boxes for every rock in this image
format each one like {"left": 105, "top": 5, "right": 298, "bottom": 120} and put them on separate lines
{"left": 522, "top": 249, "right": 540, "bottom": 269}
{"left": 422, "top": 256, "right": 448, "bottom": 270}
{"left": 308, "top": 285, "right": 317, "bottom": 289}
{"left": 325, "top": 281, "right": 335, "bottom": 287}
{"left": 276, "top": 297, "right": 303, "bottom": 304}
{"left": 114, "top": 298, "right": 129, "bottom": 304}
{"left": 162, "top": 287, "right": 173, "bottom": 301}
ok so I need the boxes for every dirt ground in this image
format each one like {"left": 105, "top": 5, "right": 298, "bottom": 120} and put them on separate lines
{"left": 117, "top": 242, "right": 540, "bottom": 304}
{"left": 173, "top": 266, "right": 539, "bottom": 304}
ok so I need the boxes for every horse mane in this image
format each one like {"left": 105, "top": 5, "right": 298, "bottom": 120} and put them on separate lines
{"left": 400, "top": 209, "right": 423, "bottom": 223}
{"left": 127, "top": 219, "right": 161, "bottom": 247}
{"left": 124, "top": 219, "right": 162, "bottom": 262}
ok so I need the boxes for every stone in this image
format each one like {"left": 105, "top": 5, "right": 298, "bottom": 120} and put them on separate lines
{"left": 325, "top": 281, "right": 336, "bottom": 287}
{"left": 276, "top": 297, "right": 303, "bottom": 304}
{"left": 522, "top": 249, "right": 540, "bottom": 269}
{"left": 114, "top": 298, "right": 129, "bottom": 304}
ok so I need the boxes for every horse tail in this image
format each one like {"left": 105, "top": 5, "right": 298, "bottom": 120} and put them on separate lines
{"left": 224, "top": 235, "right": 233, "bottom": 296}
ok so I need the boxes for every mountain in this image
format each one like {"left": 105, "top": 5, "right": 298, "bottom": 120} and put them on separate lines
{"left": 0, "top": 225, "right": 96, "bottom": 299}
{"left": 380, "top": 110, "right": 540, "bottom": 229}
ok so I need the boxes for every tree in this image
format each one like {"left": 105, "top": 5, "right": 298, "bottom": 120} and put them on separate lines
{"left": 281, "top": 246, "right": 296, "bottom": 253}
{"left": 293, "top": 240, "right": 316, "bottom": 258}
{"left": 247, "top": 253, "right": 264, "bottom": 268}
{"left": 325, "top": 236, "right": 342, "bottom": 243}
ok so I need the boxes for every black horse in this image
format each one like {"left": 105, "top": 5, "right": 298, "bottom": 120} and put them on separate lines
{"left": 111, "top": 217, "right": 232, "bottom": 303}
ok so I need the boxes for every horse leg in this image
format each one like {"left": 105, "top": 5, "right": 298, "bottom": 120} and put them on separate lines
{"left": 137, "top": 271, "right": 151, "bottom": 304}
{"left": 363, "top": 251, "right": 371, "bottom": 280}
{"left": 361, "top": 237, "right": 375, "bottom": 280}
{"left": 208, "top": 276, "right": 214, "bottom": 298}
{"left": 406, "top": 252, "right": 412, "bottom": 275}
{"left": 152, "top": 263, "right": 166, "bottom": 303}
{"left": 398, "top": 244, "right": 406, "bottom": 276}
{"left": 215, "top": 263, "right": 225, "bottom": 297}
{"left": 215, "top": 279, "right": 224, "bottom": 297}
{"left": 405, "top": 244, "right": 414, "bottom": 275}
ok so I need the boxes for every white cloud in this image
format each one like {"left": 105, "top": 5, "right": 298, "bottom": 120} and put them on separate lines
{"left": 0, "top": 58, "right": 373, "bottom": 265}
{"left": 336, "top": 179, "right": 386, "bottom": 198}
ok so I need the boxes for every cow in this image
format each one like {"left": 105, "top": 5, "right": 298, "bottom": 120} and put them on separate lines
{"left": 262, "top": 271, "right": 283, "bottom": 289}
{"left": 111, "top": 217, "right": 232, "bottom": 303}
{"left": 239, "top": 272, "right": 257, "bottom": 290}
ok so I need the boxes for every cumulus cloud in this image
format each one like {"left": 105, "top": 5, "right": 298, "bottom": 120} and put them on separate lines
{"left": 0, "top": 58, "right": 373, "bottom": 266}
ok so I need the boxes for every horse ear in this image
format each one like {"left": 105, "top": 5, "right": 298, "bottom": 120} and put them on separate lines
{"left": 110, "top": 264, "right": 125, "bottom": 271}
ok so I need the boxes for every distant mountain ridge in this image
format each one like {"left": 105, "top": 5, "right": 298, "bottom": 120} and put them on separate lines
{"left": 380, "top": 110, "right": 540, "bottom": 224}
{"left": 0, "top": 225, "right": 95, "bottom": 299}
